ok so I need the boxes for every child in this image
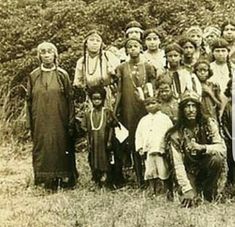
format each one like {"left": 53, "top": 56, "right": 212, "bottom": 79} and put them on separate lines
{"left": 164, "top": 43, "right": 202, "bottom": 100}
{"left": 185, "top": 26, "right": 206, "bottom": 61}
{"left": 209, "top": 38, "right": 233, "bottom": 115}
{"left": 221, "top": 19, "right": 235, "bottom": 58}
{"left": 194, "top": 59, "right": 221, "bottom": 121}
{"left": 221, "top": 79, "right": 234, "bottom": 184}
{"left": 157, "top": 73, "right": 178, "bottom": 124}
{"left": 143, "top": 28, "right": 165, "bottom": 77}
{"left": 81, "top": 86, "right": 121, "bottom": 187}
{"left": 115, "top": 37, "right": 155, "bottom": 186}
{"left": 135, "top": 87, "right": 173, "bottom": 197}
{"left": 178, "top": 37, "right": 198, "bottom": 72}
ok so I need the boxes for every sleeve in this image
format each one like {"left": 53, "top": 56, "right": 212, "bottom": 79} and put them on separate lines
{"left": 192, "top": 73, "right": 202, "bottom": 97}
{"left": 63, "top": 71, "right": 76, "bottom": 132}
{"left": 73, "top": 58, "right": 85, "bottom": 88}
{"left": 25, "top": 75, "right": 33, "bottom": 133}
{"left": 204, "top": 118, "right": 227, "bottom": 157}
{"left": 135, "top": 118, "right": 145, "bottom": 152}
{"left": 170, "top": 140, "right": 193, "bottom": 193}
{"left": 105, "top": 51, "right": 120, "bottom": 75}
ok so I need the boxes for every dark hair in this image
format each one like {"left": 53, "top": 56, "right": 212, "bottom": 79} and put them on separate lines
{"left": 221, "top": 19, "right": 235, "bottom": 36}
{"left": 83, "top": 30, "right": 104, "bottom": 83}
{"left": 156, "top": 72, "right": 173, "bottom": 88}
{"left": 143, "top": 28, "right": 162, "bottom": 40}
{"left": 125, "top": 20, "right": 142, "bottom": 31}
{"left": 124, "top": 37, "right": 142, "bottom": 55}
{"left": 193, "top": 59, "right": 213, "bottom": 79}
{"left": 87, "top": 86, "right": 106, "bottom": 100}
{"left": 224, "top": 79, "right": 232, "bottom": 98}
{"left": 178, "top": 37, "right": 197, "bottom": 49}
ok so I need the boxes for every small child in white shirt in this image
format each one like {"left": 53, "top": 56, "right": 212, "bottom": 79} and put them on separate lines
{"left": 135, "top": 96, "right": 173, "bottom": 196}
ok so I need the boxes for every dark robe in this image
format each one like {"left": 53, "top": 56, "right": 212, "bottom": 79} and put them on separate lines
{"left": 26, "top": 67, "right": 78, "bottom": 187}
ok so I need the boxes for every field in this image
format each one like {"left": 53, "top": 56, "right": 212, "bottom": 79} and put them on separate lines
{"left": 1, "top": 141, "right": 235, "bottom": 227}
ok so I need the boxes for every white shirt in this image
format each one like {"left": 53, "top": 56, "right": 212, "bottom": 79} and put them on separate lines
{"left": 135, "top": 111, "right": 173, "bottom": 154}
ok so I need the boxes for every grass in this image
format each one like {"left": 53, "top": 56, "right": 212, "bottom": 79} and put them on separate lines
{"left": 0, "top": 140, "right": 235, "bottom": 227}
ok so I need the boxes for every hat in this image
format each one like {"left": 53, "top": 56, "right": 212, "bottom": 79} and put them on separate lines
{"left": 165, "top": 43, "right": 184, "bottom": 55}
{"left": 186, "top": 26, "right": 203, "bottom": 36}
{"left": 211, "top": 38, "right": 229, "bottom": 51}
{"left": 125, "top": 21, "right": 143, "bottom": 36}
{"left": 203, "top": 26, "right": 221, "bottom": 38}
{"left": 37, "top": 42, "right": 58, "bottom": 64}
{"left": 179, "top": 89, "right": 201, "bottom": 105}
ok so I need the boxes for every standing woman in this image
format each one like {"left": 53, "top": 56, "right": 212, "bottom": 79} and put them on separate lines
{"left": 26, "top": 42, "right": 78, "bottom": 190}
{"left": 73, "top": 30, "right": 119, "bottom": 109}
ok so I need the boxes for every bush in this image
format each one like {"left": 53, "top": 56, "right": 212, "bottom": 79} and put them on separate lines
{"left": 0, "top": 0, "right": 234, "bottom": 137}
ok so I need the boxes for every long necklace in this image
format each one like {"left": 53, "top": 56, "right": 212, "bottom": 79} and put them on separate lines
{"left": 127, "top": 62, "right": 146, "bottom": 89}
{"left": 86, "top": 55, "right": 99, "bottom": 75}
{"left": 90, "top": 107, "right": 105, "bottom": 131}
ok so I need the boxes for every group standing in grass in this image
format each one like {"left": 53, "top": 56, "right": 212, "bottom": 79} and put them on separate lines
{"left": 26, "top": 19, "right": 235, "bottom": 207}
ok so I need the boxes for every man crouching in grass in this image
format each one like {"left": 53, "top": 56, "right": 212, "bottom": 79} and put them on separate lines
{"left": 166, "top": 90, "right": 227, "bottom": 207}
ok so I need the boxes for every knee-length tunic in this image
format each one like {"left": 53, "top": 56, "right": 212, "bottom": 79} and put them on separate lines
{"left": 26, "top": 67, "right": 77, "bottom": 183}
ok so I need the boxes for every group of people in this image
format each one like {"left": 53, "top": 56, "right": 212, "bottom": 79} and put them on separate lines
{"left": 26, "top": 19, "right": 234, "bottom": 207}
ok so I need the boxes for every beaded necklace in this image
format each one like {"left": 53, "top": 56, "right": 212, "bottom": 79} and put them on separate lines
{"left": 86, "top": 55, "right": 99, "bottom": 75}
{"left": 90, "top": 107, "right": 105, "bottom": 131}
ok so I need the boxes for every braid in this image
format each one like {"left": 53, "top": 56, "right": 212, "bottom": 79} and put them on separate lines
{"left": 100, "top": 47, "right": 103, "bottom": 85}
{"left": 226, "top": 57, "right": 233, "bottom": 78}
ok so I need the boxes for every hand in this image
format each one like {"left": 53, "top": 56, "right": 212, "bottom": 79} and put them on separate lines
{"left": 138, "top": 148, "right": 144, "bottom": 155}
{"left": 187, "top": 138, "right": 205, "bottom": 155}
{"left": 181, "top": 189, "right": 195, "bottom": 208}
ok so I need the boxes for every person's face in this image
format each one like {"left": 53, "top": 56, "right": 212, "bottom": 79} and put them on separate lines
{"left": 182, "top": 42, "right": 196, "bottom": 58}
{"left": 145, "top": 32, "right": 161, "bottom": 51}
{"left": 195, "top": 63, "right": 209, "bottom": 82}
{"left": 166, "top": 50, "right": 181, "bottom": 68}
{"left": 126, "top": 40, "right": 141, "bottom": 58}
{"left": 184, "top": 101, "right": 198, "bottom": 121}
{"left": 86, "top": 34, "right": 102, "bottom": 54}
{"left": 91, "top": 93, "right": 103, "bottom": 107}
{"left": 205, "top": 33, "right": 219, "bottom": 46}
{"left": 40, "top": 47, "right": 55, "bottom": 65}
{"left": 188, "top": 32, "right": 202, "bottom": 47}
{"left": 213, "top": 47, "right": 229, "bottom": 63}
{"left": 158, "top": 83, "right": 172, "bottom": 101}
{"left": 127, "top": 28, "right": 142, "bottom": 39}
{"left": 144, "top": 100, "right": 159, "bottom": 114}
{"left": 222, "top": 24, "right": 235, "bottom": 43}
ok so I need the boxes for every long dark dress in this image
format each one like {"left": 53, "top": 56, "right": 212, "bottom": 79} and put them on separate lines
{"left": 26, "top": 67, "right": 78, "bottom": 187}
{"left": 82, "top": 107, "right": 120, "bottom": 183}
{"left": 116, "top": 60, "right": 155, "bottom": 185}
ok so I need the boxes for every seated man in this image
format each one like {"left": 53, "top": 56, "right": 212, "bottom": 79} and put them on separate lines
{"left": 166, "top": 90, "right": 227, "bottom": 207}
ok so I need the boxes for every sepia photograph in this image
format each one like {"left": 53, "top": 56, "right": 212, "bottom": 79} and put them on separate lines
{"left": 0, "top": 0, "right": 235, "bottom": 226}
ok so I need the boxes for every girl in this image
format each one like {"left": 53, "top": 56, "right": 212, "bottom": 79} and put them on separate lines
{"left": 118, "top": 20, "right": 144, "bottom": 63}
{"left": 143, "top": 28, "right": 165, "bottom": 77}
{"left": 221, "top": 19, "right": 235, "bottom": 58}
{"left": 81, "top": 87, "right": 120, "bottom": 187}
{"left": 26, "top": 42, "right": 78, "bottom": 190}
{"left": 203, "top": 26, "right": 221, "bottom": 52}
{"left": 185, "top": 26, "right": 207, "bottom": 61}
{"left": 209, "top": 38, "right": 232, "bottom": 114}
{"left": 157, "top": 73, "right": 178, "bottom": 124}
{"left": 135, "top": 86, "right": 173, "bottom": 197}
{"left": 164, "top": 43, "right": 202, "bottom": 100}
{"left": 73, "top": 30, "right": 119, "bottom": 109}
{"left": 178, "top": 37, "right": 198, "bottom": 72}
{"left": 116, "top": 37, "right": 155, "bottom": 186}
{"left": 194, "top": 59, "right": 221, "bottom": 121}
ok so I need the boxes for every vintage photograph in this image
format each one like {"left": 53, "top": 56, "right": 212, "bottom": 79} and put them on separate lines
{"left": 0, "top": 0, "right": 234, "bottom": 226}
